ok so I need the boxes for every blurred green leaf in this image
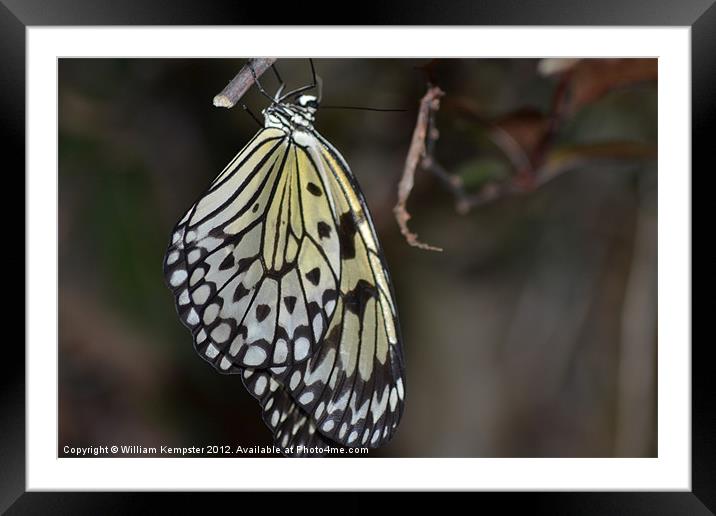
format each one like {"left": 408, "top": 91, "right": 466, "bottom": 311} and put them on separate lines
{"left": 454, "top": 156, "right": 511, "bottom": 190}
{"left": 559, "top": 86, "right": 658, "bottom": 144}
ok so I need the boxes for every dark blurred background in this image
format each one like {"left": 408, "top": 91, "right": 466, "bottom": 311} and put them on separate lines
{"left": 58, "top": 58, "right": 657, "bottom": 457}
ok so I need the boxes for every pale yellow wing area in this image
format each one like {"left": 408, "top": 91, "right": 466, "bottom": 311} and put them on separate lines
{"left": 244, "top": 134, "right": 405, "bottom": 451}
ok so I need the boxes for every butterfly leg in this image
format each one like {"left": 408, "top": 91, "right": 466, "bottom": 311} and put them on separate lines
{"left": 248, "top": 60, "right": 277, "bottom": 103}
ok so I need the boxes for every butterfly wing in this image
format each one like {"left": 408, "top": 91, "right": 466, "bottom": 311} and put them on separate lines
{"left": 164, "top": 127, "right": 340, "bottom": 371}
{"left": 165, "top": 125, "right": 405, "bottom": 455}
{"left": 241, "top": 368, "right": 342, "bottom": 455}
{"left": 239, "top": 135, "right": 405, "bottom": 454}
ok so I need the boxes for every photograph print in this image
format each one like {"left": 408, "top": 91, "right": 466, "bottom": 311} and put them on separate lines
{"left": 58, "top": 57, "right": 657, "bottom": 458}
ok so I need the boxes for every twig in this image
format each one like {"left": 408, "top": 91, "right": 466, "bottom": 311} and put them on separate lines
{"left": 394, "top": 85, "right": 445, "bottom": 252}
{"left": 455, "top": 142, "right": 656, "bottom": 212}
{"left": 212, "top": 58, "right": 277, "bottom": 108}
{"left": 421, "top": 108, "right": 476, "bottom": 215}
{"left": 445, "top": 97, "right": 533, "bottom": 186}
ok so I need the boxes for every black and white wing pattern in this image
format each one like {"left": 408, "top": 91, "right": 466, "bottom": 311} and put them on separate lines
{"left": 164, "top": 99, "right": 405, "bottom": 456}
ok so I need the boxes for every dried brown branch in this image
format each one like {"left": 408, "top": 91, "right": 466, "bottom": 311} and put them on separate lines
{"left": 394, "top": 85, "right": 445, "bottom": 252}
{"left": 212, "top": 58, "right": 277, "bottom": 108}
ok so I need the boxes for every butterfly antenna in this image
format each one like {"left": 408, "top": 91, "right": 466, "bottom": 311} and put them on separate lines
{"left": 278, "top": 58, "right": 319, "bottom": 102}
{"left": 321, "top": 105, "right": 409, "bottom": 113}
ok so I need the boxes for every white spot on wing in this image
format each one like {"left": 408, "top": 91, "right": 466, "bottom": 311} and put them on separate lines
{"left": 189, "top": 268, "right": 205, "bottom": 286}
{"left": 254, "top": 376, "right": 267, "bottom": 396}
{"left": 312, "top": 316, "right": 323, "bottom": 343}
{"left": 192, "top": 284, "right": 211, "bottom": 305}
{"left": 210, "top": 323, "right": 231, "bottom": 343}
{"left": 371, "top": 428, "right": 380, "bottom": 444}
{"left": 294, "top": 337, "right": 310, "bottom": 361}
{"left": 187, "top": 249, "right": 201, "bottom": 264}
{"left": 389, "top": 387, "right": 398, "bottom": 412}
{"left": 170, "top": 269, "right": 187, "bottom": 286}
{"left": 186, "top": 308, "right": 199, "bottom": 326}
{"left": 290, "top": 370, "right": 301, "bottom": 390}
{"left": 370, "top": 385, "right": 390, "bottom": 422}
{"left": 244, "top": 346, "right": 267, "bottom": 366}
{"left": 205, "top": 343, "right": 219, "bottom": 358}
{"left": 203, "top": 303, "right": 220, "bottom": 325}
{"left": 273, "top": 339, "right": 288, "bottom": 363}
{"left": 228, "top": 335, "right": 243, "bottom": 356}
{"left": 324, "top": 299, "right": 336, "bottom": 317}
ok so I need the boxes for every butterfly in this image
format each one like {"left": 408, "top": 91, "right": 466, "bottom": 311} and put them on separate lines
{"left": 163, "top": 62, "right": 405, "bottom": 456}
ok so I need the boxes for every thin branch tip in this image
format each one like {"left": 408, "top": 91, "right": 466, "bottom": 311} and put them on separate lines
{"left": 212, "top": 94, "right": 234, "bottom": 108}
{"left": 394, "top": 85, "right": 445, "bottom": 252}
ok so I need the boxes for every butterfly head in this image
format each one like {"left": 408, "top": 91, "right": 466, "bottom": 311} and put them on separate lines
{"left": 295, "top": 94, "right": 319, "bottom": 112}
{"left": 263, "top": 94, "right": 319, "bottom": 133}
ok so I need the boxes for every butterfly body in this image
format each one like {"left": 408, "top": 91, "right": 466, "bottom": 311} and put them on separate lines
{"left": 164, "top": 92, "right": 405, "bottom": 456}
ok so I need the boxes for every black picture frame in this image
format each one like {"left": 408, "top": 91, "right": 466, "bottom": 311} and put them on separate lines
{"left": 7, "top": 0, "right": 708, "bottom": 511}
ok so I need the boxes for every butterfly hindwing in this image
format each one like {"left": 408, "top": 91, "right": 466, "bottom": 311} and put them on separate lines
{"left": 236, "top": 138, "right": 405, "bottom": 454}
{"left": 241, "top": 368, "right": 342, "bottom": 455}
{"left": 274, "top": 140, "right": 405, "bottom": 449}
